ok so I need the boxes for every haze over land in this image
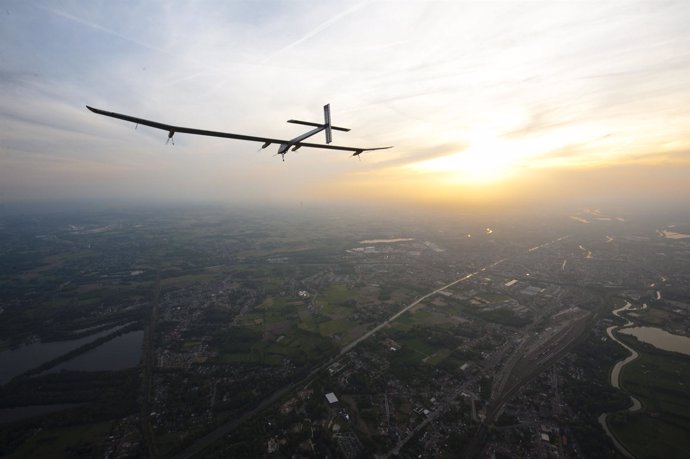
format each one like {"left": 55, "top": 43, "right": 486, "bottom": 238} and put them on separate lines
{"left": 1, "top": 0, "right": 689, "bottom": 210}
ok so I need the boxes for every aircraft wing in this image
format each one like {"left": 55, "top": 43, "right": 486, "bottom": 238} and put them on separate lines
{"left": 290, "top": 141, "right": 393, "bottom": 153}
{"left": 87, "top": 106, "right": 287, "bottom": 144}
{"left": 86, "top": 106, "right": 391, "bottom": 154}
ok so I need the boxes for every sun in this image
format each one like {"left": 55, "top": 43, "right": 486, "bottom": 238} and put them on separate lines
{"left": 410, "top": 133, "right": 519, "bottom": 185}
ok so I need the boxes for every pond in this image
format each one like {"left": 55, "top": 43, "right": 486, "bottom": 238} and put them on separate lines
{"left": 46, "top": 330, "right": 144, "bottom": 373}
{"left": 619, "top": 326, "right": 690, "bottom": 356}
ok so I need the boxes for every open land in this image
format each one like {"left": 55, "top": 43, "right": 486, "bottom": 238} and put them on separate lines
{"left": 0, "top": 205, "right": 689, "bottom": 458}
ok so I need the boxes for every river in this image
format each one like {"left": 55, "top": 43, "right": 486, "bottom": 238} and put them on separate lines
{"left": 598, "top": 301, "right": 641, "bottom": 458}
{"left": 578, "top": 245, "right": 592, "bottom": 259}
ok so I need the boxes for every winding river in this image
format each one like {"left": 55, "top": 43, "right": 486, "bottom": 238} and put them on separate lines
{"left": 597, "top": 301, "right": 641, "bottom": 458}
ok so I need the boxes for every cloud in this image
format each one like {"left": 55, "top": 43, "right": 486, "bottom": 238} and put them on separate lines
{"left": 261, "top": 0, "right": 370, "bottom": 61}
{"left": 35, "top": 3, "right": 170, "bottom": 55}
{"left": 1, "top": 0, "right": 688, "bottom": 207}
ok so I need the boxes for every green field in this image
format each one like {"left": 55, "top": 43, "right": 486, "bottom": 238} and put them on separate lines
{"left": 425, "top": 348, "right": 451, "bottom": 366}
{"left": 257, "top": 295, "right": 291, "bottom": 310}
{"left": 323, "top": 284, "right": 352, "bottom": 305}
{"left": 160, "top": 273, "right": 214, "bottom": 288}
{"left": 318, "top": 319, "right": 355, "bottom": 336}
{"left": 610, "top": 411, "right": 690, "bottom": 459}
{"left": 298, "top": 318, "right": 319, "bottom": 333}
{"left": 475, "top": 292, "right": 511, "bottom": 303}
{"left": 215, "top": 352, "right": 256, "bottom": 363}
{"left": 409, "top": 310, "right": 433, "bottom": 322}
{"left": 444, "top": 299, "right": 528, "bottom": 326}
{"left": 213, "top": 323, "right": 337, "bottom": 366}
{"left": 609, "top": 335, "right": 690, "bottom": 459}
{"left": 183, "top": 340, "right": 201, "bottom": 350}
{"left": 400, "top": 337, "right": 436, "bottom": 357}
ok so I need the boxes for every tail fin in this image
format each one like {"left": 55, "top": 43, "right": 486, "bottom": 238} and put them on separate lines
{"left": 324, "top": 104, "right": 332, "bottom": 144}
{"left": 285, "top": 104, "right": 350, "bottom": 142}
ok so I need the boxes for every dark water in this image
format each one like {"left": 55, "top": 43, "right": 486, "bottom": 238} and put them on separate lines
{"left": 0, "top": 403, "right": 79, "bottom": 425}
{"left": 47, "top": 330, "right": 144, "bottom": 373}
{"left": 0, "top": 329, "right": 142, "bottom": 425}
{"left": 0, "top": 324, "right": 132, "bottom": 384}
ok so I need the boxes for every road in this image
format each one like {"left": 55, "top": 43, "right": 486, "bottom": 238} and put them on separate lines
{"left": 173, "top": 236, "right": 568, "bottom": 458}
{"left": 341, "top": 258, "right": 506, "bottom": 356}
{"left": 173, "top": 261, "right": 510, "bottom": 458}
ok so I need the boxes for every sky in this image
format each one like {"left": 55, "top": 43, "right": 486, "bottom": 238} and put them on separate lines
{"left": 1, "top": 0, "right": 689, "bottom": 211}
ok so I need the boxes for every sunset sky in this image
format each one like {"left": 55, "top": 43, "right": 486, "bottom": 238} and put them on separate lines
{"left": 1, "top": 0, "right": 688, "bottom": 210}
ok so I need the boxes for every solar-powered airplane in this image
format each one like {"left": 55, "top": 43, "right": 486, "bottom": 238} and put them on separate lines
{"left": 86, "top": 104, "right": 391, "bottom": 161}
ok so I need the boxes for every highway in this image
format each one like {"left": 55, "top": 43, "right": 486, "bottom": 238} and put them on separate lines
{"left": 172, "top": 236, "right": 568, "bottom": 458}
{"left": 341, "top": 258, "right": 506, "bottom": 355}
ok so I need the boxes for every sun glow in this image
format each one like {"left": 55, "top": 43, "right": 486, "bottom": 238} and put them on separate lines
{"left": 410, "top": 133, "right": 520, "bottom": 185}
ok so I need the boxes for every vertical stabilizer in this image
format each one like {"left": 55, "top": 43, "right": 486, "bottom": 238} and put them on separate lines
{"left": 324, "top": 104, "right": 332, "bottom": 144}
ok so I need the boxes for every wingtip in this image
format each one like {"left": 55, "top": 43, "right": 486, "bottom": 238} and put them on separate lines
{"left": 86, "top": 105, "right": 96, "bottom": 112}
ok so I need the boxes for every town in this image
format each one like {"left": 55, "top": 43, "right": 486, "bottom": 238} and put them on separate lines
{"left": 1, "top": 206, "right": 689, "bottom": 458}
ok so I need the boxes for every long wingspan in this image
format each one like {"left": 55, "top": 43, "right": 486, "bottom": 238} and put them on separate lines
{"left": 86, "top": 106, "right": 392, "bottom": 155}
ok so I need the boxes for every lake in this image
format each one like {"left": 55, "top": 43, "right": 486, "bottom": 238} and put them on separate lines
{"left": 619, "top": 326, "right": 690, "bottom": 356}
{"left": 0, "top": 323, "right": 133, "bottom": 384}
{"left": 46, "top": 330, "right": 144, "bottom": 373}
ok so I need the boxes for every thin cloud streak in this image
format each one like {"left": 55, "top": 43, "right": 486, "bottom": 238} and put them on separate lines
{"left": 35, "top": 3, "right": 171, "bottom": 56}
{"left": 261, "top": 0, "right": 370, "bottom": 62}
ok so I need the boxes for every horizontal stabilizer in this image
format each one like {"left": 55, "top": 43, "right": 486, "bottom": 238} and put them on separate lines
{"left": 287, "top": 119, "right": 350, "bottom": 132}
